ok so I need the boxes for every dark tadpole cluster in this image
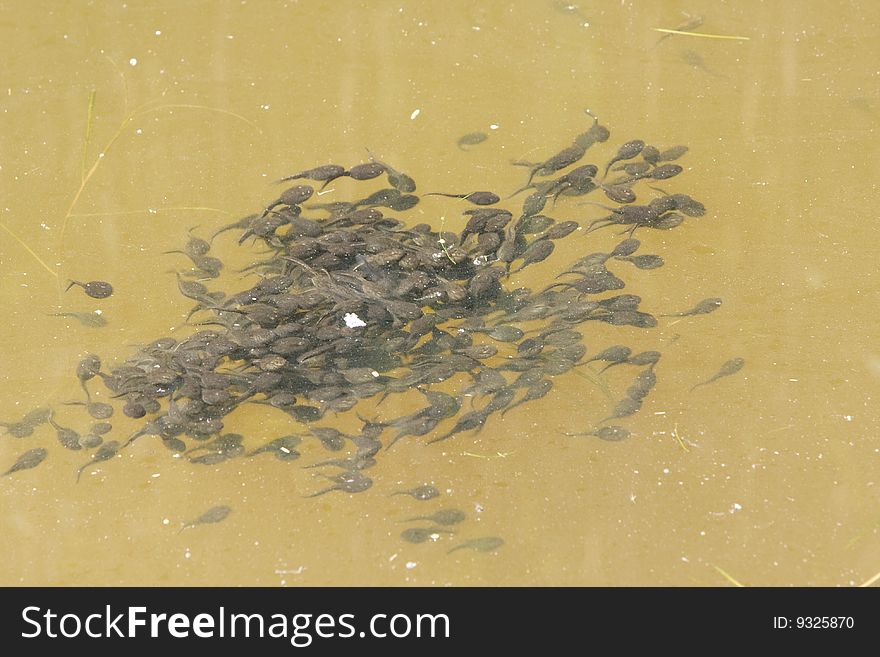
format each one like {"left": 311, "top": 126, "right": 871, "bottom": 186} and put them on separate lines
{"left": 4, "top": 111, "right": 727, "bottom": 496}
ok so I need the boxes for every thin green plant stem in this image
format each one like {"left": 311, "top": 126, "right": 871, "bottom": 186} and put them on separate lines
{"left": 0, "top": 221, "right": 57, "bottom": 279}
{"left": 80, "top": 90, "right": 97, "bottom": 183}
{"left": 59, "top": 101, "right": 259, "bottom": 259}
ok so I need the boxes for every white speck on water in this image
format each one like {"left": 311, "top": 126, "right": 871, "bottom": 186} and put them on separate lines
{"left": 729, "top": 502, "right": 742, "bottom": 513}
{"left": 406, "top": 561, "right": 417, "bottom": 570}
{"left": 474, "top": 503, "right": 484, "bottom": 513}
{"left": 94, "top": 309, "right": 103, "bottom": 316}
{"left": 280, "top": 447, "right": 290, "bottom": 454}
{"left": 410, "top": 108, "right": 420, "bottom": 120}
{"left": 343, "top": 312, "right": 366, "bottom": 328}
{"left": 275, "top": 566, "right": 304, "bottom": 575}
{"left": 162, "top": 518, "right": 169, "bottom": 525}
{"left": 135, "top": 128, "right": 142, "bottom": 135}
{"left": 151, "top": 473, "right": 160, "bottom": 478}
{"left": 260, "top": 104, "right": 270, "bottom": 110}
{"left": 184, "top": 550, "right": 191, "bottom": 559}
{"left": 490, "top": 124, "right": 499, "bottom": 130}
{"left": 389, "top": 553, "right": 398, "bottom": 562}
{"left": 154, "top": 30, "right": 161, "bottom": 35}
{"left": 129, "top": 58, "right": 138, "bottom": 66}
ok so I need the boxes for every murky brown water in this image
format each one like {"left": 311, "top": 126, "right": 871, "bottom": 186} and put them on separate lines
{"left": 2, "top": 0, "right": 879, "bottom": 586}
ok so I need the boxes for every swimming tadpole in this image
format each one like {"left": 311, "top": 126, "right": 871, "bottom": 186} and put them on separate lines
{"left": 405, "top": 508, "right": 466, "bottom": 526}
{"left": 690, "top": 358, "right": 745, "bottom": 392}
{"left": 66, "top": 279, "right": 113, "bottom": 299}
{"left": 2, "top": 447, "right": 48, "bottom": 477}
{"left": 456, "top": 132, "right": 488, "bottom": 150}
{"left": 447, "top": 536, "right": 504, "bottom": 554}
{"left": 178, "top": 505, "right": 232, "bottom": 533}
{"left": 392, "top": 485, "right": 441, "bottom": 501}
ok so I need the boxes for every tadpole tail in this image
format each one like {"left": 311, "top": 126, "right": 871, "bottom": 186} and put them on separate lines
{"left": 540, "top": 282, "right": 572, "bottom": 294}
{"left": 274, "top": 173, "right": 304, "bottom": 185}
{"left": 585, "top": 219, "right": 614, "bottom": 234}
{"left": 506, "top": 184, "right": 532, "bottom": 199}
{"left": 304, "top": 487, "right": 333, "bottom": 498}
{"left": 425, "top": 432, "right": 452, "bottom": 445}
{"left": 500, "top": 399, "right": 525, "bottom": 417}
{"left": 80, "top": 380, "right": 92, "bottom": 403}
{"left": 121, "top": 429, "right": 146, "bottom": 450}
{"left": 384, "top": 434, "right": 404, "bottom": 450}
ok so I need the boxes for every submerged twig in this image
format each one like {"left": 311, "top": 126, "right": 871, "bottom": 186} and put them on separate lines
{"left": 713, "top": 565, "right": 746, "bottom": 587}
{"left": 859, "top": 570, "right": 880, "bottom": 588}
{"left": 652, "top": 28, "right": 750, "bottom": 41}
